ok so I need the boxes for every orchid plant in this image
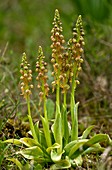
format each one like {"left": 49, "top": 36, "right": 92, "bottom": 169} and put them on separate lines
{"left": 3, "top": 9, "right": 112, "bottom": 170}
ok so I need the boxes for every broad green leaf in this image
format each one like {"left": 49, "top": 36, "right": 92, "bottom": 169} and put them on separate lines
{"left": 51, "top": 149, "right": 64, "bottom": 162}
{"left": 3, "top": 138, "right": 46, "bottom": 155}
{"left": 20, "top": 138, "right": 38, "bottom": 147}
{"left": 33, "top": 164, "right": 43, "bottom": 170}
{"left": 16, "top": 146, "right": 43, "bottom": 160}
{"left": 50, "top": 158, "right": 71, "bottom": 169}
{"left": 82, "top": 145, "right": 104, "bottom": 155}
{"left": 41, "top": 116, "right": 52, "bottom": 147}
{"left": 3, "top": 139, "right": 22, "bottom": 145}
{"left": 7, "top": 158, "right": 23, "bottom": 170}
{"left": 83, "top": 134, "right": 111, "bottom": 148}
{"left": 71, "top": 134, "right": 111, "bottom": 159}
{"left": 23, "top": 163, "right": 30, "bottom": 169}
{"left": 33, "top": 157, "right": 51, "bottom": 163}
{"left": 34, "top": 121, "right": 40, "bottom": 141}
{"left": 46, "top": 98, "right": 55, "bottom": 119}
{"left": 39, "top": 130, "right": 47, "bottom": 148}
{"left": 71, "top": 155, "right": 83, "bottom": 167}
{"left": 28, "top": 115, "right": 38, "bottom": 142}
{"left": 62, "top": 105, "right": 69, "bottom": 146}
{"left": 69, "top": 139, "right": 88, "bottom": 157}
{"left": 81, "top": 125, "right": 95, "bottom": 139}
{"left": 46, "top": 143, "right": 60, "bottom": 153}
{"left": 74, "top": 155, "right": 83, "bottom": 166}
{"left": 64, "top": 139, "right": 88, "bottom": 155}
{"left": 52, "top": 112, "right": 62, "bottom": 153}
{"left": 71, "top": 102, "right": 79, "bottom": 141}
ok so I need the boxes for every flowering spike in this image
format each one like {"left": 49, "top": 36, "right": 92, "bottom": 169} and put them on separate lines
{"left": 36, "top": 46, "right": 49, "bottom": 102}
{"left": 51, "top": 9, "right": 65, "bottom": 91}
{"left": 20, "top": 53, "right": 33, "bottom": 99}
{"left": 66, "top": 15, "right": 85, "bottom": 84}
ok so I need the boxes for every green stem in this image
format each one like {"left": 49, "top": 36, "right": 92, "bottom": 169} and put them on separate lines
{"left": 26, "top": 96, "right": 38, "bottom": 142}
{"left": 56, "top": 81, "right": 60, "bottom": 115}
{"left": 42, "top": 94, "right": 52, "bottom": 147}
{"left": 53, "top": 77, "right": 63, "bottom": 153}
{"left": 43, "top": 95, "right": 47, "bottom": 120}
{"left": 63, "top": 91, "right": 69, "bottom": 146}
{"left": 71, "top": 68, "right": 78, "bottom": 141}
{"left": 64, "top": 92, "right": 67, "bottom": 109}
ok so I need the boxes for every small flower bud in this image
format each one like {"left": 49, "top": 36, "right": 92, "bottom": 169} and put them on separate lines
{"left": 59, "top": 75, "right": 64, "bottom": 80}
{"left": 51, "top": 58, "right": 55, "bottom": 63}
{"left": 37, "top": 84, "right": 41, "bottom": 88}
{"left": 20, "top": 76, "right": 24, "bottom": 80}
{"left": 76, "top": 80, "right": 80, "bottom": 85}
{"left": 44, "top": 83, "right": 49, "bottom": 88}
{"left": 62, "top": 40, "right": 65, "bottom": 44}
{"left": 21, "top": 82, "right": 24, "bottom": 86}
{"left": 76, "top": 43, "right": 80, "bottom": 48}
{"left": 24, "top": 73, "right": 28, "bottom": 77}
{"left": 56, "top": 42, "right": 60, "bottom": 46}
{"left": 52, "top": 72, "right": 55, "bottom": 76}
{"left": 79, "top": 48, "right": 83, "bottom": 53}
{"left": 36, "top": 77, "right": 39, "bottom": 81}
{"left": 55, "top": 32, "right": 59, "bottom": 36}
{"left": 39, "top": 92, "right": 43, "bottom": 98}
{"left": 24, "top": 66, "right": 28, "bottom": 70}
{"left": 20, "top": 69, "right": 23, "bottom": 74}
{"left": 78, "top": 67, "right": 82, "bottom": 71}
{"left": 30, "top": 84, "right": 33, "bottom": 88}
{"left": 82, "top": 41, "right": 85, "bottom": 46}
{"left": 80, "top": 58, "right": 83, "bottom": 63}
{"left": 29, "top": 70, "right": 32, "bottom": 74}
{"left": 26, "top": 89, "right": 31, "bottom": 94}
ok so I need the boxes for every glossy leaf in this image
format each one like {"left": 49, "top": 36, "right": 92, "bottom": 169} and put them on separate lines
{"left": 71, "top": 134, "right": 111, "bottom": 159}
{"left": 3, "top": 139, "right": 22, "bottom": 145}
{"left": 16, "top": 146, "right": 43, "bottom": 159}
{"left": 19, "top": 138, "right": 38, "bottom": 147}
{"left": 28, "top": 114, "right": 38, "bottom": 142}
{"left": 34, "top": 121, "right": 40, "bottom": 141}
{"left": 46, "top": 143, "right": 60, "bottom": 153}
{"left": 38, "top": 130, "right": 47, "bottom": 148}
{"left": 69, "top": 139, "right": 88, "bottom": 157}
{"left": 82, "top": 144, "right": 104, "bottom": 155}
{"left": 62, "top": 105, "right": 69, "bottom": 146}
{"left": 52, "top": 112, "right": 62, "bottom": 153}
{"left": 51, "top": 149, "right": 64, "bottom": 162}
{"left": 41, "top": 115, "right": 52, "bottom": 147}
{"left": 64, "top": 139, "right": 88, "bottom": 155}
{"left": 71, "top": 155, "right": 83, "bottom": 167}
{"left": 50, "top": 158, "right": 71, "bottom": 169}
{"left": 46, "top": 98, "right": 55, "bottom": 119}
{"left": 7, "top": 158, "right": 23, "bottom": 170}
{"left": 71, "top": 102, "right": 79, "bottom": 141}
{"left": 33, "top": 163, "right": 43, "bottom": 170}
{"left": 81, "top": 125, "right": 95, "bottom": 139}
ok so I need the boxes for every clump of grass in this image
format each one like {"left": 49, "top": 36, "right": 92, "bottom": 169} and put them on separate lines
{"left": 3, "top": 9, "right": 112, "bottom": 170}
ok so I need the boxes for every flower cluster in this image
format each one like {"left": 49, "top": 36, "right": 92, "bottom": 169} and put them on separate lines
{"left": 68, "top": 15, "right": 85, "bottom": 83}
{"left": 20, "top": 53, "right": 33, "bottom": 99}
{"left": 51, "top": 9, "right": 65, "bottom": 91}
{"left": 36, "top": 46, "right": 49, "bottom": 102}
{"left": 50, "top": 10, "right": 85, "bottom": 93}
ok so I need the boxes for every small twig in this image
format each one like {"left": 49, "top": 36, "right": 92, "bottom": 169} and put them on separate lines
{"left": 99, "top": 39, "right": 112, "bottom": 48}
{"left": 1, "top": 42, "right": 9, "bottom": 59}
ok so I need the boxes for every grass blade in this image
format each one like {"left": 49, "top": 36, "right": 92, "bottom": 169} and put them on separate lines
{"left": 81, "top": 125, "right": 95, "bottom": 139}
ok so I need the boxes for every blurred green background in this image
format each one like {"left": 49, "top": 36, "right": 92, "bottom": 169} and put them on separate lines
{"left": 0, "top": 0, "right": 112, "bottom": 124}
